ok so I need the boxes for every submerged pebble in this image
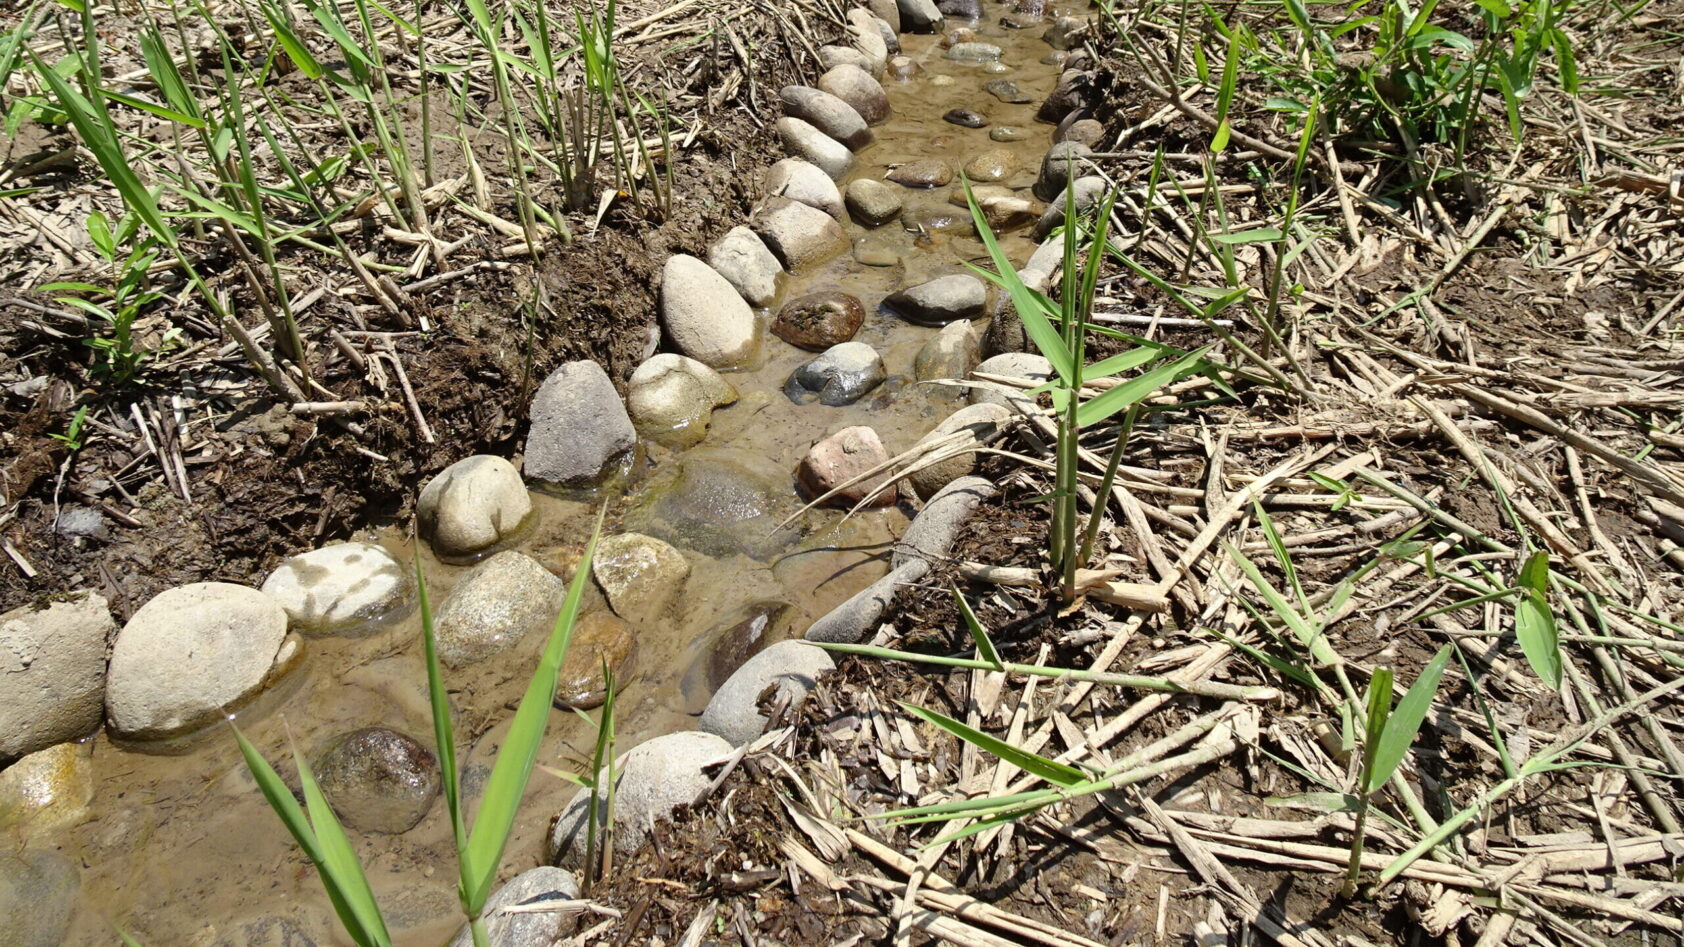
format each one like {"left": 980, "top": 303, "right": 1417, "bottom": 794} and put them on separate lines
{"left": 678, "top": 601, "right": 792, "bottom": 713}
{"left": 982, "top": 61, "right": 1011, "bottom": 74}
{"left": 845, "top": 177, "right": 904, "bottom": 226}
{"left": 593, "top": 532, "right": 690, "bottom": 626}
{"left": 853, "top": 239, "right": 900, "bottom": 267}
{"left": 772, "top": 291, "right": 866, "bottom": 350}
{"left": 785, "top": 341, "right": 887, "bottom": 406}
{"left": 882, "top": 274, "right": 988, "bottom": 325}
{"left": 962, "top": 149, "right": 1016, "bottom": 181}
{"left": 989, "top": 125, "right": 1029, "bottom": 142}
{"left": 942, "top": 108, "right": 987, "bottom": 128}
{"left": 887, "top": 159, "right": 955, "bottom": 188}
{"left": 886, "top": 55, "right": 922, "bottom": 80}
{"left": 555, "top": 611, "right": 636, "bottom": 711}
{"left": 313, "top": 727, "right": 440, "bottom": 834}
{"left": 983, "top": 78, "right": 1032, "bottom": 103}
{"left": 945, "top": 42, "right": 1002, "bottom": 62}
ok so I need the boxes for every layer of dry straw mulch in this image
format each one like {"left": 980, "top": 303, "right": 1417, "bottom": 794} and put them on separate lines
{"left": 557, "top": 2, "right": 1684, "bottom": 945}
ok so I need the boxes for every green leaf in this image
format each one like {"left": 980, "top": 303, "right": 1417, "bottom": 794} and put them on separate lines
{"left": 961, "top": 175, "right": 1074, "bottom": 384}
{"left": 953, "top": 587, "right": 1004, "bottom": 670}
{"left": 233, "top": 726, "right": 390, "bottom": 947}
{"left": 1353, "top": 663, "right": 1394, "bottom": 788}
{"left": 415, "top": 561, "right": 465, "bottom": 859}
{"left": 1473, "top": 0, "right": 1512, "bottom": 17}
{"left": 1549, "top": 28, "right": 1579, "bottom": 94}
{"left": 461, "top": 512, "right": 604, "bottom": 911}
{"left": 1368, "top": 645, "right": 1451, "bottom": 791}
{"left": 1209, "top": 228, "right": 1284, "bottom": 245}
{"left": 28, "top": 51, "right": 176, "bottom": 249}
{"left": 262, "top": 1, "right": 326, "bottom": 80}
{"left": 99, "top": 87, "right": 207, "bottom": 128}
{"left": 1211, "top": 26, "right": 1240, "bottom": 153}
{"left": 295, "top": 742, "right": 391, "bottom": 946}
{"left": 1515, "top": 551, "right": 1562, "bottom": 688}
{"left": 1077, "top": 345, "right": 1211, "bottom": 427}
{"left": 898, "top": 701, "right": 1085, "bottom": 787}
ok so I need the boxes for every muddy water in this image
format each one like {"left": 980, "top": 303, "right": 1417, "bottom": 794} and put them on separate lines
{"left": 31, "top": 9, "right": 1063, "bottom": 945}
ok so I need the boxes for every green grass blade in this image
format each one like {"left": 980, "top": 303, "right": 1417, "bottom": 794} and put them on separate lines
{"left": 898, "top": 701, "right": 1084, "bottom": 787}
{"left": 295, "top": 744, "right": 391, "bottom": 946}
{"left": 28, "top": 50, "right": 174, "bottom": 248}
{"left": 953, "top": 587, "right": 1003, "bottom": 670}
{"left": 461, "top": 511, "right": 604, "bottom": 912}
{"left": 1256, "top": 500, "right": 1309, "bottom": 613}
{"left": 261, "top": 0, "right": 327, "bottom": 80}
{"left": 1359, "top": 668, "right": 1393, "bottom": 793}
{"left": 1211, "top": 25, "right": 1239, "bottom": 152}
{"left": 1226, "top": 542, "right": 1338, "bottom": 666}
{"left": 1083, "top": 345, "right": 1166, "bottom": 381}
{"left": 960, "top": 175, "right": 1073, "bottom": 384}
{"left": 414, "top": 561, "right": 465, "bottom": 855}
{"left": 1076, "top": 345, "right": 1211, "bottom": 427}
{"left": 1369, "top": 645, "right": 1451, "bottom": 790}
{"left": 232, "top": 725, "right": 387, "bottom": 947}
{"left": 1515, "top": 551, "right": 1562, "bottom": 688}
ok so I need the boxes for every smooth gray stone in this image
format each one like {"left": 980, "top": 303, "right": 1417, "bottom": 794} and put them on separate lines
{"left": 894, "top": 475, "right": 997, "bottom": 570}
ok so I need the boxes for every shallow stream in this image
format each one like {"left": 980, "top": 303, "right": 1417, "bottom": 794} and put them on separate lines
{"left": 15, "top": 7, "right": 1069, "bottom": 943}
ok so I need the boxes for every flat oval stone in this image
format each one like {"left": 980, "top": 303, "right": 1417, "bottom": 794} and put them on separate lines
{"left": 901, "top": 204, "right": 974, "bottom": 236}
{"left": 943, "top": 108, "right": 987, "bottom": 128}
{"left": 785, "top": 342, "right": 887, "bottom": 407}
{"left": 772, "top": 291, "right": 866, "bottom": 350}
{"left": 853, "top": 239, "right": 900, "bottom": 267}
{"left": 888, "top": 159, "right": 954, "bottom": 188}
{"left": 989, "top": 125, "right": 1030, "bottom": 142}
{"left": 945, "top": 42, "right": 1001, "bottom": 62}
{"left": 941, "top": 27, "right": 977, "bottom": 46}
{"left": 983, "top": 78, "right": 1032, "bottom": 103}
{"left": 262, "top": 542, "right": 414, "bottom": 637}
{"left": 982, "top": 61, "right": 1011, "bottom": 74}
{"left": 962, "top": 149, "right": 1015, "bottom": 181}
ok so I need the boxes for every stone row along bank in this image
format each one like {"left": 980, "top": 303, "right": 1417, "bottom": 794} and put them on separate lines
{"left": 1, "top": 0, "right": 1103, "bottom": 942}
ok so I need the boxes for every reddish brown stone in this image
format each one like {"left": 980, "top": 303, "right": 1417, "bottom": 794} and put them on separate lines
{"left": 796, "top": 426, "right": 898, "bottom": 508}
{"left": 772, "top": 292, "right": 866, "bottom": 350}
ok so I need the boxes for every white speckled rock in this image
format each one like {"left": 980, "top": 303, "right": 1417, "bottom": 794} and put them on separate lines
{"left": 706, "top": 226, "right": 783, "bottom": 308}
{"left": 660, "top": 254, "right": 761, "bottom": 369}
{"left": 627, "top": 354, "right": 738, "bottom": 447}
{"left": 434, "top": 551, "right": 564, "bottom": 669}
{"left": 701, "top": 640, "right": 835, "bottom": 746}
{"left": 261, "top": 542, "right": 414, "bottom": 636}
{"left": 0, "top": 593, "right": 112, "bottom": 763}
{"left": 106, "top": 583, "right": 298, "bottom": 741}
{"left": 593, "top": 532, "right": 690, "bottom": 626}
{"left": 775, "top": 117, "right": 853, "bottom": 179}
{"left": 778, "top": 87, "right": 872, "bottom": 151}
{"left": 418, "top": 455, "right": 535, "bottom": 561}
{"left": 548, "top": 731, "right": 731, "bottom": 866}
{"left": 763, "top": 158, "right": 846, "bottom": 220}
{"left": 525, "top": 360, "right": 637, "bottom": 488}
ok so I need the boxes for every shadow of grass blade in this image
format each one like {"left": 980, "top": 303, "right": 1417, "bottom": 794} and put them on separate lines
{"left": 461, "top": 509, "right": 605, "bottom": 912}
{"left": 232, "top": 725, "right": 391, "bottom": 947}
